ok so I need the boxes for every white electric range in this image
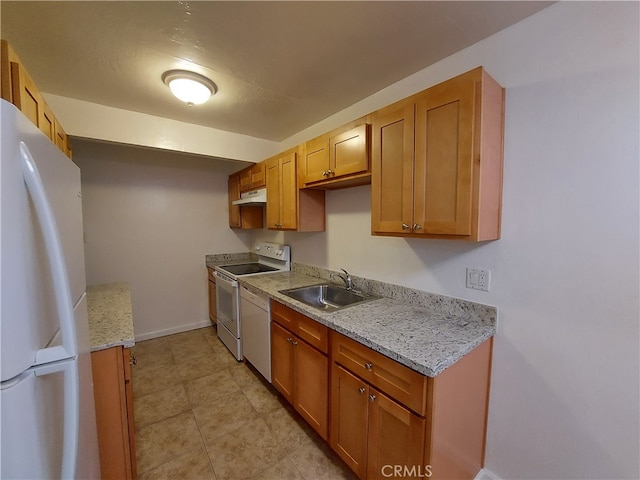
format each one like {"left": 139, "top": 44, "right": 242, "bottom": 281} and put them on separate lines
{"left": 214, "top": 242, "right": 290, "bottom": 361}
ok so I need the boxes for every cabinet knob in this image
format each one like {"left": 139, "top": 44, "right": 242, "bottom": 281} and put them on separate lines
{"left": 322, "top": 171, "right": 328, "bottom": 176}
{"left": 327, "top": 169, "right": 334, "bottom": 176}
{"left": 413, "top": 224, "right": 422, "bottom": 230}
{"left": 130, "top": 355, "right": 137, "bottom": 366}
{"left": 287, "top": 337, "right": 293, "bottom": 343}
{"left": 359, "top": 387, "right": 366, "bottom": 394}
{"left": 369, "top": 394, "right": 376, "bottom": 402}
{"left": 364, "top": 362, "right": 373, "bottom": 370}
{"left": 292, "top": 340, "right": 298, "bottom": 346}
{"left": 401, "top": 223, "right": 410, "bottom": 230}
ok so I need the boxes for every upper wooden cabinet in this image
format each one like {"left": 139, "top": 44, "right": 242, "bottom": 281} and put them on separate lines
{"left": 239, "top": 161, "right": 266, "bottom": 192}
{"left": 266, "top": 150, "right": 298, "bottom": 230}
{"left": 266, "top": 147, "right": 325, "bottom": 231}
{"left": 299, "top": 122, "right": 371, "bottom": 190}
{"left": 371, "top": 67, "right": 504, "bottom": 241}
{"left": 1, "top": 40, "right": 72, "bottom": 159}
{"left": 228, "top": 173, "right": 263, "bottom": 229}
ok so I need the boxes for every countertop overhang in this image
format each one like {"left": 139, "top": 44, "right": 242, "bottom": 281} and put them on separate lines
{"left": 86, "top": 283, "right": 135, "bottom": 352}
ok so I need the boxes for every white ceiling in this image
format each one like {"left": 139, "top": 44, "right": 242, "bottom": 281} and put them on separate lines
{"left": 1, "top": 1, "right": 552, "bottom": 142}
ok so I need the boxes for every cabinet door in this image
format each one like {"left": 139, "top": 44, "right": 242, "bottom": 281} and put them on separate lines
{"left": 330, "top": 124, "right": 369, "bottom": 179}
{"left": 300, "top": 135, "right": 329, "bottom": 185}
{"left": 41, "top": 102, "right": 55, "bottom": 142}
{"left": 266, "top": 157, "right": 281, "bottom": 228}
{"left": 413, "top": 73, "right": 475, "bottom": 236}
{"left": 371, "top": 101, "right": 415, "bottom": 234}
{"left": 367, "top": 388, "right": 425, "bottom": 480}
{"left": 10, "top": 61, "right": 41, "bottom": 129}
{"left": 53, "top": 118, "right": 68, "bottom": 154}
{"left": 267, "top": 152, "right": 298, "bottom": 230}
{"left": 279, "top": 151, "right": 298, "bottom": 229}
{"left": 239, "top": 168, "right": 252, "bottom": 192}
{"left": 330, "top": 364, "right": 369, "bottom": 479}
{"left": 91, "top": 346, "right": 135, "bottom": 480}
{"left": 250, "top": 162, "right": 266, "bottom": 189}
{"left": 228, "top": 174, "right": 242, "bottom": 228}
{"left": 271, "top": 322, "right": 294, "bottom": 402}
{"left": 122, "top": 348, "right": 137, "bottom": 480}
{"left": 239, "top": 162, "right": 266, "bottom": 192}
{"left": 293, "top": 339, "right": 328, "bottom": 440}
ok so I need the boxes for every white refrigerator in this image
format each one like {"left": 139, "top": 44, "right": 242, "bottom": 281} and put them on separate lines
{"left": 0, "top": 100, "right": 100, "bottom": 478}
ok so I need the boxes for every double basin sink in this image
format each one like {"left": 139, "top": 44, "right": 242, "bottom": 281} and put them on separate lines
{"left": 279, "top": 283, "right": 379, "bottom": 312}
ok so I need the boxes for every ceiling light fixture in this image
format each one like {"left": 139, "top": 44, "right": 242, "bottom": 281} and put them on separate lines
{"left": 162, "top": 70, "right": 217, "bottom": 106}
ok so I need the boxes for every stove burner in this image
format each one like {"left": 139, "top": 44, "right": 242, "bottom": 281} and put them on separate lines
{"left": 219, "top": 263, "right": 279, "bottom": 276}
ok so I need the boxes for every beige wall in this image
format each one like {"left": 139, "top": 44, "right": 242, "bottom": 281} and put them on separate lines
{"left": 74, "top": 140, "right": 252, "bottom": 340}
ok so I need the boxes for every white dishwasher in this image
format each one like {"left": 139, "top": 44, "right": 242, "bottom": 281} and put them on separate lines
{"left": 240, "top": 285, "right": 271, "bottom": 383}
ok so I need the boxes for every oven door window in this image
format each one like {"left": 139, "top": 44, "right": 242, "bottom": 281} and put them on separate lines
{"left": 215, "top": 275, "right": 239, "bottom": 337}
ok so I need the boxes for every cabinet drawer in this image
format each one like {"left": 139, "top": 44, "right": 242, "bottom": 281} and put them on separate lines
{"left": 271, "top": 300, "right": 297, "bottom": 331}
{"left": 296, "top": 313, "right": 328, "bottom": 354}
{"left": 271, "top": 301, "right": 328, "bottom": 354}
{"left": 331, "top": 331, "right": 427, "bottom": 416}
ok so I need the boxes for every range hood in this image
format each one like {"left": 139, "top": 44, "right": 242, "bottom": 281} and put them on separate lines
{"left": 232, "top": 188, "right": 267, "bottom": 205}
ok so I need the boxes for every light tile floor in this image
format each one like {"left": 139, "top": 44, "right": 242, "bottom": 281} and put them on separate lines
{"left": 132, "top": 326, "right": 357, "bottom": 480}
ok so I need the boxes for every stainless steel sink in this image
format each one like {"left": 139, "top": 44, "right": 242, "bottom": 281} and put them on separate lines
{"left": 279, "top": 284, "right": 379, "bottom": 311}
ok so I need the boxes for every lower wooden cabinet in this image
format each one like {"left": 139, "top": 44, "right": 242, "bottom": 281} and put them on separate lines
{"left": 91, "top": 346, "right": 137, "bottom": 480}
{"left": 331, "top": 363, "right": 425, "bottom": 480}
{"left": 271, "top": 302, "right": 329, "bottom": 439}
{"left": 331, "top": 330, "right": 492, "bottom": 480}
{"left": 270, "top": 302, "right": 492, "bottom": 480}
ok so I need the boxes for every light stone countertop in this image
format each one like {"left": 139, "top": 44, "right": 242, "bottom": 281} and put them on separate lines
{"left": 86, "top": 283, "right": 135, "bottom": 352}
{"left": 239, "top": 270, "right": 496, "bottom": 377}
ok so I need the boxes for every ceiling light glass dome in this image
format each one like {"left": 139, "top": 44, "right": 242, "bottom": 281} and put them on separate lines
{"left": 162, "top": 70, "right": 217, "bottom": 106}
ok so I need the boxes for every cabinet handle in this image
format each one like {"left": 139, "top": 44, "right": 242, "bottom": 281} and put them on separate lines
{"left": 274, "top": 223, "right": 282, "bottom": 228}
{"left": 359, "top": 387, "right": 366, "bottom": 394}
{"left": 130, "top": 355, "right": 137, "bottom": 366}
{"left": 364, "top": 362, "right": 373, "bottom": 370}
{"left": 327, "top": 169, "right": 334, "bottom": 176}
{"left": 401, "top": 223, "right": 410, "bottom": 230}
{"left": 292, "top": 340, "right": 298, "bottom": 346}
{"left": 322, "top": 171, "right": 328, "bottom": 176}
{"left": 413, "top": 224, "right": 422, "bottom": 230}
{"left": 286, "top": 337, "right": 293, "bottom": 343}
{"left": 369, "top": 394, "right": 376, "bottom": 402}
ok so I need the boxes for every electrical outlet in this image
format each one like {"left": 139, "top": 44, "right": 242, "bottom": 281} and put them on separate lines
{"left": 466, "top": 268, "right": 491, "bottom": 292}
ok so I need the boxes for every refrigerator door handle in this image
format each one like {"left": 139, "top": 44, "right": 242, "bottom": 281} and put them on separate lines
{"left": 34, "top": 360, "right": 80, "bottom": 479}
{"left": 20, "top": 142, "right": 78, "bottom": 363}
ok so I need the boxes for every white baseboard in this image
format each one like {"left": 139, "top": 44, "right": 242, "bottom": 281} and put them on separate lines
{"left": 474, "top": 468, "right": 502, "bottom": 480}
{"left": 135, "top": 320, "right": 213, "bottom": 342}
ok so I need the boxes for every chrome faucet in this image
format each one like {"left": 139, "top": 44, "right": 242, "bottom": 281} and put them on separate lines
{"left": 331, "top": 268, "right": 353, "bottom": 291}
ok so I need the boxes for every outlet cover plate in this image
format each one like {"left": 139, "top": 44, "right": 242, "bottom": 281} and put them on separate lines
{"left": 466, "top": 268, "right": 491, "bottom": 292}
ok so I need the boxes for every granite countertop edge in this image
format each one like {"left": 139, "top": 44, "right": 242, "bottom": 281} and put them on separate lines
{"left": 238, "top": 271, "right": 496, "bottom": 377}
{"left": 86, "top": 282, "right": 135, "bottom": 352}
